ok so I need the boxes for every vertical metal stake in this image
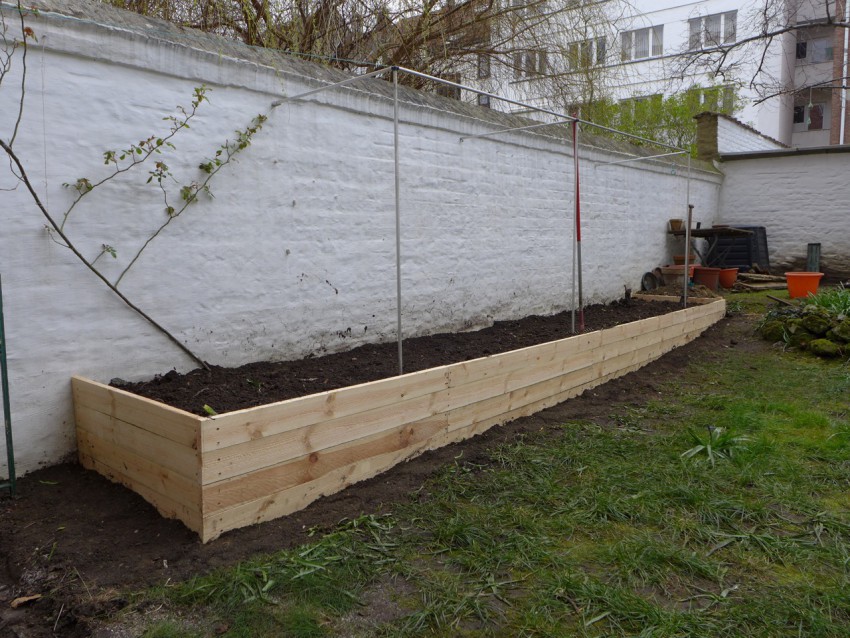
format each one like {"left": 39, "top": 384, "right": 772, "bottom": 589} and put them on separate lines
{"left": 393, "top": 68, "right": 404, "bottom": 376}
{"left": 572, "top": 119, "right": 584, "bottom": 331}
{"left": 0, "top": 274, "right": 15, "bottom": 497}
{"left": 683, "top": 156, "right": 692, "bottom": 309}
{"left": 570, "top": 122, "right": 577, "bottom": 334}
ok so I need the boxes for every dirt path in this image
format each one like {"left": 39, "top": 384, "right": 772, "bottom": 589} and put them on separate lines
{"left": 0, "top": 304, "right": 760, "bottom": 638}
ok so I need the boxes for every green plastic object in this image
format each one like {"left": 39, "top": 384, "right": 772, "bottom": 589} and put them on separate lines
{"left": 0, "top": 274, "right": 15, "bottom": 497}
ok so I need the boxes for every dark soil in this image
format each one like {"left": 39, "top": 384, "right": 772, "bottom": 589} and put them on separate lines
{"left": 117, "top": 300, "right": 683, "bottom": 415}
{"left": 0, "top": 300, "right": 758, "bottom": 638}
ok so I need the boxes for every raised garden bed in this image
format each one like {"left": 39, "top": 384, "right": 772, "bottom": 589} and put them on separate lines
{"left": 73, "top": 299, "right": 726, "bottom": 542}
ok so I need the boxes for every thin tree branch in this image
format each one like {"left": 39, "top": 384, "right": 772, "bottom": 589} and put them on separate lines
{"left": 0, "top": 138, "right": 209, "bottom": 370}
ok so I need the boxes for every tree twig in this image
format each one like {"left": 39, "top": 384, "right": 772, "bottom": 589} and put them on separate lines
{"left": 0, "top": 138, "right": 209, "bottom": 370}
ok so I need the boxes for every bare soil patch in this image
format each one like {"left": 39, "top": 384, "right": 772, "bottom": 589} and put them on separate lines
{"left": 115, "top": 299, "right": 683, "bottom": 415}
{"left": 0, "top": 300, "right": 754, "bottom": 638}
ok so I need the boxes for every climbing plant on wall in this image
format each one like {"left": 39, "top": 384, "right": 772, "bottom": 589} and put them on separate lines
{"left": 0, "top": 1, "right": 269, "bottom": 367}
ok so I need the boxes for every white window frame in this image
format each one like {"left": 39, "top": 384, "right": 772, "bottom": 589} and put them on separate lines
{"left": 477, "top": 53, "right": 491, "bottom": 79}
{"left": 621, "top": 25, "right": 663, "bottom": 61}
{"left": 513, "top": 49, "right": 547, "bottom": 78}
{"left": 688, "top": 11, "right": 737, "bottom": 50}
{"left": 567, "top": 37, "right": 606, "bottom": 71}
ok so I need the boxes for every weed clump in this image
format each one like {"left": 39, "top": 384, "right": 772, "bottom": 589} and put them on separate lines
{"left": 758, "top": 286, "right": 850, "bottom": 358}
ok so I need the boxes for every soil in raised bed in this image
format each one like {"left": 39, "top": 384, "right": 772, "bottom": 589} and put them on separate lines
{"left": 0, "top": 305, "right": 755, "bottom": 638}
{"left": 116, "top": 299, "right": 684, "bottom": 415}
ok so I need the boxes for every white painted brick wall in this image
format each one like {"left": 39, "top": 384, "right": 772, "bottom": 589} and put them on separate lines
{"left": 718, "top": 152, "right": 850, "bottom": 276}
{"left": 0, "top": 0, "right": 721, "bottom": 473}
{"left": 717, "top": 118, "right": 786, "bottom": 154}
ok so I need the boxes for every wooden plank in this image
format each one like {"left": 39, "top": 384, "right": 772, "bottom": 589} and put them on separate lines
{"left": 79, "top": 450, "right": 202, "bottom": 535}
{"left": 202, "top": 303, "right": 723, "bottom": 483}
{"left": 633, "top": 294, "right": 717, "bottom": 305}
{"left": 202, "top": 327, "right": 639, "bottom": 482}
{"left": 203, "top": 306, "right": 710, "bottom": 453}
{"left": 76, "top": 404, "right": 200, "bottom": 481}
{"left": 201, "top": 432, "right": 444, "bottom": 542}
{"left": 203, "top": 303, "right": 723, "bottom": 519}
{"left": 199, "top": 309, "right": 720, "bottom": 542}
{"left": 72, "top": 376, "right": 201, "bottom": 448}
{"left": 201, "top": 330, "right": 605, "bottom": 452}
{"left": 77, "top": 428, "right": 201, "bottom": 515}
{"left": 203, "top": 415, "right": 449, "bottom": 513}
{"left": 441, "top": 306, "right": 720, "bottom": 438}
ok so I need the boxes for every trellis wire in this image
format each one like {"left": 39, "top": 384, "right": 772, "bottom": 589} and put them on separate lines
{"left": 271, "top": 65, "right": 694, "bottom": 374}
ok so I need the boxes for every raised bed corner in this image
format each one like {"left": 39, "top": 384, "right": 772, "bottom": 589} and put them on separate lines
{"left": 73, "top": 299, "right": 726, "bottom": 542}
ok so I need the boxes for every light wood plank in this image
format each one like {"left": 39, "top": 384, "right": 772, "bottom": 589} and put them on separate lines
{"left": 201, "top": 434, "right": 442, "bottom": 542}
{"left": 202, "top": 304, "right": 722, "bottom": 527}
{"left": 201, "top": 304, "right": 721, "bottom": 483}
{"left": 202, "top": 330, "right": 604, "bottom": 452}
{"left": 634, "top": 295, "right": 717, "bottom": 305}
{"left": 202, "top": 331, "right": 620, "bottom": 482}
{"left": 203, "top": 415, "right": 449, "bottom": 513}
{"left": 77, "top": 428, "right": 201, "bottom": 514}
{"left": 76, "top": 404, "right": 200, "bottom": 481}
{"left": 80, "top": 450, "right": 202, "bottom": 535}
{"left": 72, "top": 376, "right": 201, "bottom": 448}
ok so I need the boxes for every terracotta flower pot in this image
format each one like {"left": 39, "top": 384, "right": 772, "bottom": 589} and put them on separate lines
{"left": 718, "top": 268, "right": 738, "bottom": 289}
{"left": 693, "top": 266, "right": 721, "bottom": 291}
{"left": 673, "top": 254, "right": 698, "bottom": 265}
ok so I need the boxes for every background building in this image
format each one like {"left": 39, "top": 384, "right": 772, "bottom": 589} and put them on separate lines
{"left": 453, "top": 0, "right": 850, "bottom": 148}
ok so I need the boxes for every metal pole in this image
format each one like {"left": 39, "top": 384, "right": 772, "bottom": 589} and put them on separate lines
{"left": 270, "top": 67, "right": 390, "bottom": 107}
{"left": 396, "top": 67, "right": 687, "bottom": 153}
{"left": 0, "top": 274, "right": 15, "bottom": 497}
{"left": 593, "top": 150, "right": 688, "bottom": 168}
{"left": 570, "top": 122, "right": 577, "bottom": 334}
{"left": 398, "top": 67, "right": 577, "bottom": 125}
{"left": 393, "top": 68, "right": 404, "bottom": 376}
{"left": 459, "top": 120, "right": 568, "bottom": 142}
{"left": 573, "top": 119, "right": 584, "bottom": 332}
{"left": 683, "top": 204, "right": 693, "bottom": 308}
{"left": 682, "top": 153, "right": 693, "bottom": 308}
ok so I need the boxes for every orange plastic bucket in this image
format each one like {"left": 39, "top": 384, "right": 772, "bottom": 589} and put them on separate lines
{"left": 785, "top": 272, "right": 824, "bottom": 298}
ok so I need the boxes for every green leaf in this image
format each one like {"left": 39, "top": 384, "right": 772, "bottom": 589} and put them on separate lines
{"left": 203, "top": 404, "right": 218, "bottom": 416}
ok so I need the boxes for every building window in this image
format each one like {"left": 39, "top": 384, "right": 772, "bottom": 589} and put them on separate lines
{"left": 688, "top": 11, "right": 737, "bottom": 49}
{"left": 797, "top": 35, "right": 833, "bottom": 63}
{"left": 808, "top": 103, "right": 825, "bottom": 129}
{"left": 687, "top": 85, "right": 735, "bottom": 113}
{"left": 621, "top": 25, "right": 663, "bottom": 61}
{"left": 567, "top": 37, "right": 606, "bottom": 70}
{"left": 619, "top": 94, "right": 663, "bottom": 123}
{"left": 436, "top": 73, "right": 461, "bottom": 100}
{"left": 513, "top": 49, "right": 547, "bottom": 78}
{"left": 478, "top": 93, "right": 491, "bottom": 108}
{"left": 509, "top": 0, "right": 546, "bottom": 17}
{"left": 477, "top": 54, "right": 491, "bottom": 79}
{"left": 793, "top": 102, "right": 827, "bottom": 130}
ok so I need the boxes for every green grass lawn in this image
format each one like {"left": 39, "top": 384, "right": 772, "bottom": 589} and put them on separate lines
{"left": 130, "top": 294, "right": 850, "bottom": 637}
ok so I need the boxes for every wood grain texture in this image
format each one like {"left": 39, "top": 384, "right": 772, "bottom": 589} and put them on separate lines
{"left": 72, "top": 376, "right": 202, "bottom": 448}
{"left": 73, "top": 300, "right": 725, "bottom": 542}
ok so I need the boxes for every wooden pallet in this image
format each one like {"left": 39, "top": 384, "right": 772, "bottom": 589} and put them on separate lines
{"left": 73, "top": 299, "right": 727, "bottom": 542}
